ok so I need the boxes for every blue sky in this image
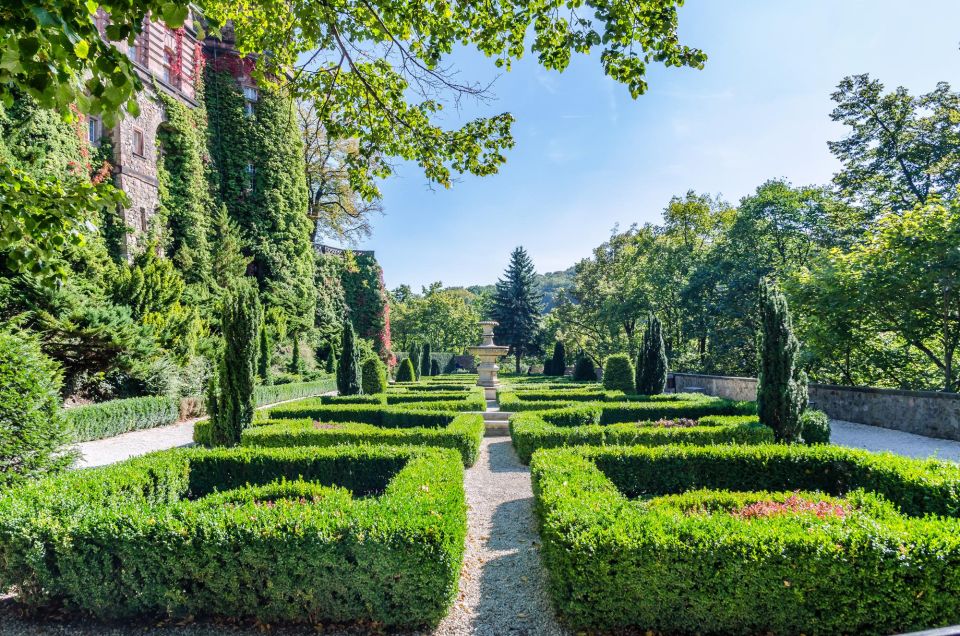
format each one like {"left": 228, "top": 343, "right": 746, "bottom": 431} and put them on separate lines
{"left": 349, "top": 0, "right": 960, "bottom": 291}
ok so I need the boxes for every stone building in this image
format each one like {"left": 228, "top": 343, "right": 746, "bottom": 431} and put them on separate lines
{"left": 90, "top": 10, "right": 204, "bottom": 258}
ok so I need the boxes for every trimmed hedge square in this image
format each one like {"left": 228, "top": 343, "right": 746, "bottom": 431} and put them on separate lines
{"left": 531, "top": 444, "right": 960, "bottom": 634}
{"left": 243, "top": 412, "right": 485, "bottom": 466}
{"left": 510, "top": 412, "right": 771, "bottom": 464}
{"left": 0, "top": 445, "right": 466, "bottom": 628}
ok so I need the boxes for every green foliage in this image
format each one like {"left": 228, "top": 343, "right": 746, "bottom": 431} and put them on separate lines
{"left": 510, "top": 412, "right": 772, "bottom": 464}
{"left": 0, "top": 445, "right": 466, "bottom": 626}
{"left": 492, "top": 247, "right": 544, "bottom": 372}
{"left": 155, "top": 89, "right": 212, "bottom": 284}
{"left": 244, "top": 413, "right": 484, "bottom": 466}
{"left": 602, "top": 354, "right": 635, "bottom": 393}
{"left": 210, "top": 280, "right": 263, "bottom": 446}
{"left": 313, "top": 253, "right": 347, "bottom": 354}
{"left": 65, "top": 395, "right": 179, "bottom": 442}
{"left": 340, "top": 252, "right": 391, "bottom": 360}
{"left": 800, "top": 409, "right": 831, "bottom": 444}
{"left": 396, "top": 356, "right": 417, "bottom": 383}
{"left": 549, "top": 341, "right": 566, "bottom": 376}
{"left": 531, "top": 444, "right": 960, "bottom": 633}
{"left": 431, "top": 359, "right": 441, "bottom": 375}
{"left": 572, "top": 356, "right": 596, "bottom": 381}
{"left": 336, "top": 321, "right": 362, "bottom": 395}
{"left": 0, "top": 331, "right": 73, "bottom": 486}
{"left": 289, "top": 333, "right": 304, "bottom": 375}
{"left": 257, "top": 327, "right": 271, "bottom": 385}
{"left": 390, "top": 283, "right": 480, "bottom": 353}
{"left": 421, "top": 341, "right": 433, "bottom": 377}
{"left": 361, "top": 357, "right": 387, "bottom": 394}
{"left": 757, "top": 279, "right": 808, "bottom": 442}
{"left": 635, "top": 314, "right": 667, "bottom": 394}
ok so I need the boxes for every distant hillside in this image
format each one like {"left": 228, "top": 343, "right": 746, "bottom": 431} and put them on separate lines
{"left": 466, "top": 266, "right": 575, "bottom": 314}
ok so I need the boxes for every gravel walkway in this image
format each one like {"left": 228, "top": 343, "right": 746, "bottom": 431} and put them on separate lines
{"left": 433, "top": 436, "right": 568, "bottom": 636}
{"left": 831, "top": 419, "right": 960, "bottom": 462}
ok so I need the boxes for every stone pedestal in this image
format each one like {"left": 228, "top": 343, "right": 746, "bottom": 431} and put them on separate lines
{"left": 468, "top": 321, "right": 509, "bottom": 390}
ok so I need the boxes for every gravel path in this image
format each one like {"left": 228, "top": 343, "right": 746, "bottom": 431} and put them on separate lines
{"left": 432, "top": 436, "right": 568, "bottom": 636}
{"left": 831, "top": 419, "right": 960, "bottom": 462}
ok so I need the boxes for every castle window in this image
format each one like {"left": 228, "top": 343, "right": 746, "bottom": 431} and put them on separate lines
{"left": 163, "top": 48, "right": 175, "bottom": 84}
{"left": 87, "top": 116, "right": 102, "bottom": 145}
{"left": 243, "top": 86, "right": 258, "bottom": 117}
{"left": 139, "top": 207, "right": 148, "bottom": 232}
{"left": 132, "top": 128, "right": 145, "bottom": 157}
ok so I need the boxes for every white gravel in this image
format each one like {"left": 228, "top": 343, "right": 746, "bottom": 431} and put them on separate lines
{"left": 831, "top": 419, "right": 960, "bottom": 462}
{"left": 71, "top": 419, "right": 197, "bottom": 468}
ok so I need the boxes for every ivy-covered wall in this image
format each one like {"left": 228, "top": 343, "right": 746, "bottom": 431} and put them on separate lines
{"left": 341, "top": 251, "right": 392, "bottom": 363}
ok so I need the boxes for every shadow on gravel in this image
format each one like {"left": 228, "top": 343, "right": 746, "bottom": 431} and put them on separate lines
{"left": 486, "top": 440, "right": 528, "bottom": 474}
{"left": 472, "top": 501, "right": 567, "bottom": 636}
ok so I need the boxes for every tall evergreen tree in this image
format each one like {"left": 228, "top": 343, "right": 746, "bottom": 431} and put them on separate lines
{"left": 550, "top": 341, "right": 566, "bottom": 376}
{"left": 408, "top": 342, "right": 422, "bottom": 379}
{"left": 757, "top": 279, "right": 808, "bottom": 442}
{"left": 290, "top": 333, "right": 304, "bottom": 374}
{"left": 491, "top": 247, "right": 544, "bottom": 372}
{"left": 421, "top": 342, "right": 433, "bottom": 377}
{"left": 636, "top": 314, "right": 668, "bottom": 394}
{"left": 336, "top": 321, "right": 362, "bottom": 395}
{"left": 258, "top": 326, "right": 272, "bottom": 386}
{"left": 210, "top": 280, "right": 262, "bottom": 446}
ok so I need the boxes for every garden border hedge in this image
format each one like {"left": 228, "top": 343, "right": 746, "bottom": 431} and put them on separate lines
{"left": 510, "top": 412, "right": 772, "bottom": 464}
{"left": 243, "top": 412, "right": 485, "bottom": 466}
{"left": 531, "top": 444, "right": 960, "bottom": 634}
{"left": 0, "top": 444, "right": 466, "bottom": 627}
{"left": 64, "top": 396, "right": 179, "bottom": 442}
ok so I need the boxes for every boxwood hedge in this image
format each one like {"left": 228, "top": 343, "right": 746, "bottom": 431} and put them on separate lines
{"left": 243, "top": 413, "right": 484, "bottom": 466}
{"left": 64, "top": 396, "right": 179, "bottom": 442}
{"left": 510, "top": 412, "right": 772, "bottom": 464}
{"left": 0, "top": 445, "right": 466, "bottom": 627}
{"left": 531, "top": 444, "right": 960, "bottom": 634}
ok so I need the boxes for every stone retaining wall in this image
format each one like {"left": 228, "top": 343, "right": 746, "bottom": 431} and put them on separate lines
{"left": 673, "top": 372, "right": 960, "bottom": 441}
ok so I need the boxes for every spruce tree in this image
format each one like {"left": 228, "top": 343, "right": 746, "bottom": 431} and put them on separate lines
{"left": 491, "top": 246, "right": 544, "bottom": 372}
{"left": 635, "top": 314, "right": 668, "bottom": 395}
{"left": 756, "top": 279, "right": 808, "bottom": 443}
{"left": 210, "top": 279, "right": 262, "bottom": 446}
{"left": 337, "top": 322, "right": 362, "bottom": 395}
{"left": 421, "top": 342, "right": 433, "bottom": 377}
{"left": 258, "top": 326, "right": 272, "bottom": 386}
{"left": 551, "top": 341, "right": 566, "bottom": 376}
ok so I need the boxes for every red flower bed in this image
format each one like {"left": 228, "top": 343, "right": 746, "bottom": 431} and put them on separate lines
{"left": 735, "top": 493, "right": 848, "bottom": 519}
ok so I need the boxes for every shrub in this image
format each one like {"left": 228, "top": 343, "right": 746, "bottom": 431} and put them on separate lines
{"left": 531, "top": 444, "right": 960, "bottom": 634}
{"left": 757, "top": 278, "right": 808, "bottom": 442}
{"left": 336, "top": 322, "right": 362, "bottom": 396}
{"left": 252, "top": 377, "right": 335, "bottom": 405}
{"left": 0, "top": 445, "right": 466, "bottom": 627}
{"left": 0, "top": 332, "right": 73, "bottom": 487}
{"left": 550, "top": 341, "right": 565, "bottom": 376}
{"left": 602, "top": 354, "right": 635, "bottom": 393}
{"left": 635, "top": 314, "right": 667, "bottom": 395}
{"left": 572, "top": 356, "right": 596, "bottom": 381}
{"left": 431, "top": 359, "right": 441, "bottom": 376}
{"left": 421, "top": 342, "right": 432, "bottom": 377}
{"left": 395, "top": 357, "right": 417, "bottom": 382}
{"left": 210, "top": 280, "right": 262, "bottom": 447}
{"left": 511, "top": 412, "right": 772, "bottom": 464}
{"left": 321, "top": 394, "right": 385, "bottom": 405}
{"left": 361, "top": 357, "right": 387, "bottom": 394}
{"left": 257, "top": 327, "right": 271, "bottom": 385}
{"left": 65, "top": 396, "right": 179, "bottom": 442}
{"left": 800, "top": 408, "right": 831, "bottom": 444}
{"left": 244, "top": 413, "right": 484, "bottom": 466}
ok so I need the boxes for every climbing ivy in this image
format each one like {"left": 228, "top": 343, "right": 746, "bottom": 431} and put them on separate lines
{"left": 341, "top": 251, "right": 391, "bottom": 362}
{"left": 155, "top": 86, "right": 213, "bottom": 285}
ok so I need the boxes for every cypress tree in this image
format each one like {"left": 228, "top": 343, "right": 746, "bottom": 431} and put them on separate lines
{"left": 491, "top": 246, "right": 544, "bottom": 372}
{"left": 572, "top": 356, "right": 596, "bottom": 381}
{"left": 551, "top": 341, "right": 566, "bottom": 376}
{"left": 290, "top": 333, "right": 303, "bottom": 375}
{"left": 408, "top": 342, "right": 421, "bottom": 379}
{"left": 431, "top": 359, "right": 441, "bottom": 376}
{"left": 635, "top": 314, "right": 668, "bottom": 395}
{"left": 210, "top": 279, "right": 262, "bottom": 446}
{"left": 258, "top": 327, "right": 272, "bottom": 385}
{"left": 756, "top": 279, "right": 808, "bottom": 443}
{"left": 336, "top": 322, "right": 362, "bottom": 395}
{"left": 421, "top": 342, "right": 432, "bottom": 377}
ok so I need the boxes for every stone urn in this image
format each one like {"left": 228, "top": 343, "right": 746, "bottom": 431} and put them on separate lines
{"left": 468, "top": 321, "right": 509, "bottom": 389}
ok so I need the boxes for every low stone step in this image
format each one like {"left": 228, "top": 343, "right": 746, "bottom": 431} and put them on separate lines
{"left": 483, "top": 411, "right": 512, "bottom": 422}
{"left": 484, "top": 421, "right": 510, "bottom": 437}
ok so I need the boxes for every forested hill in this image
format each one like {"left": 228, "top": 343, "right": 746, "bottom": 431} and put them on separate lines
{"left": 467, "top": 266, "right": 575, "bottom": 313}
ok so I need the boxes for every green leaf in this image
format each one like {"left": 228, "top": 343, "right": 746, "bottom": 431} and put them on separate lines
{"left": 73, "top": 39, "right": 89, "bottom": 59}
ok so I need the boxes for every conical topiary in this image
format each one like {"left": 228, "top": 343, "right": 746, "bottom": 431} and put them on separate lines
{"left": 550, "top": 341, "right": 566, "bottom": 376}
{"left": 408, "top": 343, "right": 421, "bottom": 379}
{"left": 572, "top": 356, "right": 596, "bottom": 381}
{"left": 756, "top": 278, "right": 808, "bottom": 443}
{"left": 635, "top": 314, "right": 668, "bottom": 395}
{"left": 421, "top": 342, "right": 432, "bottom": 377}
{"left": 602, "top": 354, "right": 635, "bottom": 393}
{"left": 336, "top": 322, "right": 362, "bottom": 396}
{"left": 361, "top": 357, "right": 387, "bottom": 394}
{"left": 431, "top": 359, "right": 441, "bottom": 376}
{"left": 210, "top": 279, "right": 262, "bottom": 447}
{"left": 396, "top": 357, "right": 417, "bottom": 382}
